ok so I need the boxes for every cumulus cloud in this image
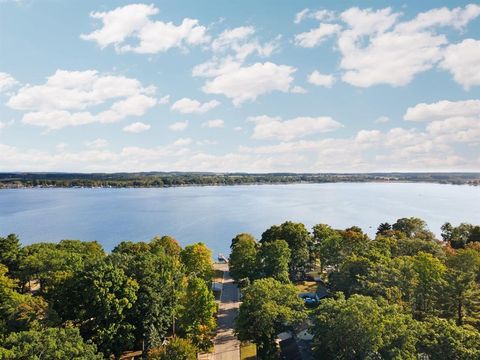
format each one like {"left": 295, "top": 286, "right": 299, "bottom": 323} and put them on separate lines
{"left": 173, "top": 137, "right": 193, "bottom": 146}
{"left": 201, "top": 62, "right": 296, "bottom": 105}
{"left": 440, "top": 39, "right": 480, "bottom": 90}
{"left": 0, "top": 72, "right": 18, "bottom": 92}
{"left": 202, "top": 119, "right": 224, "bottom": 128}
{"left": 171, "top": 98, "right": 220, "bottom": 114}
{"left": 249, "top": 115, "right": 343, "bottom": 141}
{"left": 294, "top": 23, "right": 340, "bottom": 48}
{"left": 404, "top": 99, "right": 480, "bottom": 122}
{"left": 169, "top": 120, "right": 188, "bottom": 131}
{"left": 123, "top": 121, "right": 151, "bottom": 133}
{"left": 294, "top": 4, "right": 480, "bottom": 88}
{"left": 81, "top": 3, "right": 209, "bottom": 54}
{"left": 307, "top": 70, "right": 335, "bottom": 87}
{"left": 6, "top": 70, "right": 157, "bottom": 130}
{"left": 85, "top": 138, "right": 109, "bottom": 149}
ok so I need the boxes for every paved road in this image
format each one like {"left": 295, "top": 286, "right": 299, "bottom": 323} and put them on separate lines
{"left": 214, "top": 263, "right": 240, "bottom": 360}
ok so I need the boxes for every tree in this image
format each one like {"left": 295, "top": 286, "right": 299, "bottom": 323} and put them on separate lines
{"left": 52, "top": 260, "right": 138, "bottom": 357}
{"left": 149, "top": 337, "right": 197, "bottom": 360}
{"left": 412, "top": 252, "right": 446, "bottom": 318}
{"left": 418, "top": 317, "right": 480, "bottom": 360}
{"left": 0, "top": 265, "right": 50, "bottom": 336}
{"left": 376, "top": 222, "right": 392, "bottom": 236}
{"left": 151, "top": 236, "right": 182, "bottom": 257}
{"left": 229, "top": 233, "right": 258, "bottom": 283}
{"left": 442, "top": 222, "right": 480, "bottom": 249}
{"left": 1, "top": 328, "right": 102, "bottom": 359}
{"left": 259, "top": 240, "right": 291, "bottom": 283}
{"left": 392, "top": 217, "right": 435, "bottom": 241}
{"left": 179, "top": 277, "right": 216, "bottom": 351}
{"left": 261, "top": 222, "right": 312, "bottom": 279}
{"left": 311, "top": 294, "right": 419, "bottom": 360}
{"left": 0, "top": 234, "right": 21, "bottom": 273}
{"left": 442, "top": 249, "right": 480, "bottom": 325}
{"left": 110, "top": 248, "right": 184, "bottom": 351}
{"left": 181, "top": 243, "right": 213, "bottom": 281}
{"left": 236, "top": 278, "right": 306, "bottom": 358}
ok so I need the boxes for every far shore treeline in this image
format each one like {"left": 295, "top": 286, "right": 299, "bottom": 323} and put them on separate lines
{"left": 1, "top": 217, "right": 480, "bottom": 359}
{"left": 1, "top": 172, "right": 480, "bottom": 189}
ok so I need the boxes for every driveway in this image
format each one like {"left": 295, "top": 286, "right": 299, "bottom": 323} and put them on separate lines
{"left": 213, "top": 263, "right": 240, "bottom": 360}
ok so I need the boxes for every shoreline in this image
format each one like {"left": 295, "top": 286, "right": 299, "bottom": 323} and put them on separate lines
{"left": 1, "top": 179, "right": 479, "bottom": 190}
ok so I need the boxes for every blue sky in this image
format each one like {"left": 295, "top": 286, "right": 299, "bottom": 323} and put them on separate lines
{"left": 1, "top": 0, "right": 480, "bottom": 172}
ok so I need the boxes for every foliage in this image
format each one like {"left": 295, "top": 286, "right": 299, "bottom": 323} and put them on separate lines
{"left": 179, "top": 277, "right": 216, "bottom": 351}
{"left": 312, "top": 294, "right": 420, "bottom": 360}
{"left": 148, "top": 337, "right": 197, "bottom": 360}
{"left": 236, "top": 278, "right": 306, "bottom": 359}
{"left": 1, "top": 328, "right": 102, "bottom": 359}
{"left": 181, "top": 242, "right": 214, "bottom": 281}
{"left": 52, "top": 260, "right": 138, "bottom": 357}
{"left": 0, "top": 235, "right": 21, "bottom": 273}
{"left": 392, "top": 217, "right": 435, "bottom": 241}
{"left": 418, "top": 317, "right": 480, "bottom": 360}
{"left": 259, "top": 240, "right": 291, "bottom": 283}
{"left": 229, "top": 233, "right": 258, "bottom": 283}
{"left": 261, "top": 221, "right": 312, "bottom": 279}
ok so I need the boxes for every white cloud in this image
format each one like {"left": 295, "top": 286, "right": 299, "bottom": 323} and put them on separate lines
{"left": 173, "top": 137, "right": 193, "bottom": 146}
{"left": 294, "top": 8, "right": 310, "bottom": 24}
{"left": 169, "top": 120, "right": 188, "bottom": 131}
{"left": 307, "top": 70, "right": 335, "bottom": 87}
{"left": 201, "top": 62, "right": 296, "bottom": 105}
{"left": 290, "top": 85, "right": 307, "bottom": 94}
{"left": 404, "top": 99, "right": 480, "bottom": 122}
{"left": 171, "top": 98, "right": 220, "bottom": 114}
{"left": 81, "top": 3, "right": 209, "bottom": 54}
{"left": 294, "top": 23, "right": 340, "bottom": 48}
{"left": 0, "top": 72, "right": 18, "bottom": 92}
{"left": 202, "top": 119, "right": 224, "bottom": 128}
{"left": 159, "top": 95, "right": 170, "bottom": 104}
{"left": 375, "top": 116, "right": 390, "bottom": 123}
{"left": 440, "top": 39, "right": 480, "bottom": 90}
{"left": 85, "top": 138, "right": 109, "bottom": 149}
{"left": 123, "top": 121, "right": 151, "bottom": 133}
{"left": 249, "top": 115, "right": 343, "bottom": 141}
{"left": 295, "top": 4, "right": 480, "bottom": 88}
{"left": 0, "top": 119, "right": 14, "bottom": 130}
{"left": 7, "top": 70, "right": 157, "bottom": 129}
{"left": 294, "top": 8, "right": 336, "bottom": 24}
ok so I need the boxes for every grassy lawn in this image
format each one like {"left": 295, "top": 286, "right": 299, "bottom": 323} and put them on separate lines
{"left": 295, "top": 281, "right": 318, "bottom": 293}
{"left": 240, "top": 342, "right": 257, "bottom": 360}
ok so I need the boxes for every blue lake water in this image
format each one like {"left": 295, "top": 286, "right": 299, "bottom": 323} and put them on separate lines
{"left": 0, "top": 183, "right": 479, "bottom": 256}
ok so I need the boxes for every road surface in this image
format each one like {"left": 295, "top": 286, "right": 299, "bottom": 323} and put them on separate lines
{"left": 214, "top": 263, "right": 240, "bottom": 360}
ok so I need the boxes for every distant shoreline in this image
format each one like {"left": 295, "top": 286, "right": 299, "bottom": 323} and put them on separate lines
{"left": 1, "top": 172, "right": 479, "bottom": 189}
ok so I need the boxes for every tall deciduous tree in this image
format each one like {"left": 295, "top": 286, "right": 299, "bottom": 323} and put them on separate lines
{"left": 259, "top": 240, "right": 291, "bottom": 283}
{"left": 229, "top": 233, "right": 258, "bottom": 283}
{"left": 236, "top": 278, "right": 306, "bottom": 358}
{"left": 1, "top": 328, "right": 103, "bottom": 360}
{"left": 261, "top": 222, "right": 311, "bottom": 279}
{"left": 181, "top": 243, "right": 214, "bottom": 282}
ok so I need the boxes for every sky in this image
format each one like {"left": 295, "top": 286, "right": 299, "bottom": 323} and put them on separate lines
{"left": 1, "top": 0, "right": 480, "bottom": 173}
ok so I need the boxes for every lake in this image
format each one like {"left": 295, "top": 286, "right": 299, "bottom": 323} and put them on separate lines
{"left": 0, "top": 183, "right": 479, "bottom": 256}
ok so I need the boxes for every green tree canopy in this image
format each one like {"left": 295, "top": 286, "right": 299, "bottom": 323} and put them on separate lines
{"left": 181, "top": 243, "right": 213, "bottom": 281}
{"left": 311, "top": 294, "right": 419, "bottom": 360}
{"left": 259, "top": 240, "right": 291, "bottom": 284}
{"left": 236, "top": 278, "right": 306, "bottom": 358}
{"left": 1, "top": 328, "right": 102, "bottom": 360}
{"left": 261, "top": 221, "right": 312, "bottom": 279}
{"left": 149, "top": 337, "right": 197, "bottom": 360}
{"left": 229, "top": 233, "right": 258, "bottom": 283}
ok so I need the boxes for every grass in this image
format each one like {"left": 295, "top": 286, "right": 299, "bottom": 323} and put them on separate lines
{"left": 295, "top": 281, "right": 318, "bottom": 293}
{"left": 240, "top": 342, "right": 257, "bottom": 360}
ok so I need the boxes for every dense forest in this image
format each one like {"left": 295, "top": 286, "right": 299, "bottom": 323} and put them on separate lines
{"left": 1, "top": 172, "right": 480, "bottom": 188}
{"left": 0, "top": 235, "right": 216, "bottom": 359}
{"left": 230, "top": 218, "right": 480, "bottom": 359}
{"left": 1, "top": 218, "right": 480, "bottom": 359}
